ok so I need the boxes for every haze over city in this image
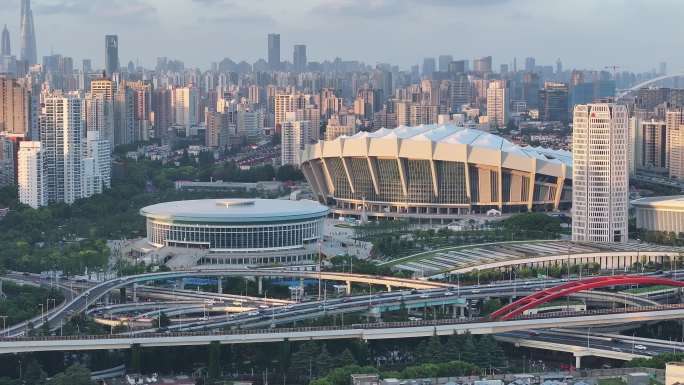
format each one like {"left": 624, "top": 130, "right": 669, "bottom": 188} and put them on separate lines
{"left": 0, "top": 0, "right": 683, "bottom": 71}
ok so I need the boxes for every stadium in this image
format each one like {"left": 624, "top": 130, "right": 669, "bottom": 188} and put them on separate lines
{"left": 139, "top": 198, "right": 329, "bottom": 267}
{"left": 300, "top": 124, "right": 573, "bottom": 222}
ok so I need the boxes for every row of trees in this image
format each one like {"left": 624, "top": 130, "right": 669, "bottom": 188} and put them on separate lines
{"left": 0, "top": 282, "right": 64, "bottom": 325}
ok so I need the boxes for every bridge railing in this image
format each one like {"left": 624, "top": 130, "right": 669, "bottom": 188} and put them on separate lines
{"left": 2, "top": 304, "right": 684, "bottom": 343}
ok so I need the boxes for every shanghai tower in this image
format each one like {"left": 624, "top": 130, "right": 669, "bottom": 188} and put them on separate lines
{"left": 20, "top": 0, "right": 37, "bottom": 65}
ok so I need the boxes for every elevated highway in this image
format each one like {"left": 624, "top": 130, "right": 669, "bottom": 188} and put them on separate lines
{"left": 2, "top": 305, "right": 684, "bottom": 354}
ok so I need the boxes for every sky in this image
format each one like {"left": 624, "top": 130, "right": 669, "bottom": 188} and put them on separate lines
{"left": 0, "top": 0, "right": 683, "bottom": 73}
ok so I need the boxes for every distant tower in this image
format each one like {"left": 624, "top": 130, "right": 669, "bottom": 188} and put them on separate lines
{"left": 20, "top": 0, "right": 37, "bottom": 65}
{"left": 572, "top": 103, "right": 629, "bottom": 243}
{"left": 1, "top": 25, "right": 10, "bottom": 56}
{"left": 105, "top": 35, "right": 120, "bottom": 77}
{"left": 267, "top": 33, "right": 280, "bottom": 71}
{"left": 293, "top": 44, "right": 307, "bottom": 72}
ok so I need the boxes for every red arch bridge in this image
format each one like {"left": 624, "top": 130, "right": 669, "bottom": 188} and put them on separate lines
{"left": 490, "top": 275, "right": 684, "bottom": 321}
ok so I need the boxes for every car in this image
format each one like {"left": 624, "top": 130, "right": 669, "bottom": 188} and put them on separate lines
{"left": 444, "top": 291, "right": 454, "bottom": 296}
{"left": 611, "top": 347, "right": 622, "bottom": 352}
{"left": 634, "top": 344, "right": 647, "bottom": 350}
{"left": 419, "top": 294, "right": 430, "bottom": 299}
{"left": 528, "top": 331, "right": 539, "bottom": 337}
{"left": 472, "top": 289, "right": 480, "bottom": 293}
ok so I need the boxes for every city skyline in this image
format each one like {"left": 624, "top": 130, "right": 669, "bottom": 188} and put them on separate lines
{"left": 0, "top": 0, "right": 682, "bottom": 72}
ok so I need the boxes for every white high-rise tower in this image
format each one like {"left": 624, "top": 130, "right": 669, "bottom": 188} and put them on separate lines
{"left": 572, "top": 103, "right": 629, "bottom": 243}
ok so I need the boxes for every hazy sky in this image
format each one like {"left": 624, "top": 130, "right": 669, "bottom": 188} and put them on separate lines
{"left": 0, "top": 0, "right": 682, "bottom": 72}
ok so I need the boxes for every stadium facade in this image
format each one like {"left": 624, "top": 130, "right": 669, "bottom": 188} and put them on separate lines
{"left": 139, "top": 199, "right": 329, "bottom": 267}
{"left": 300, "top": 124, "right": 572, "bottom": 222}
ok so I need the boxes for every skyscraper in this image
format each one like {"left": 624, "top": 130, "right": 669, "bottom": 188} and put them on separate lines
{"left": 1, "top": 25, "right": 10, "bottom": 56}
{"left": 572, "top": 103, "right": 629, "bottom": 243}
{"left": 539, "top": 82, "right": 569, "bottom": 123}
{"left": 267, "top": 33, "right": 280, "bottom": 71}
{"left": 293, "top": 44, "right": 307, "bottom": 72}
{"left": 20, "top": 0, "right": 37, "bottom": 65}
{"left": 524, "top": 57, "right": 536, "bottom": 72}
{"left": 281, "top": 119, "right": 310, "bottom": 166}
{"left": 105, "top": 35, "right": 120, "bottom": 77}
{"left": 438, "top": 55, "right": 453, "bottom": 72}
{"left": 422, "top": 58, "right": 436, "bottom": 77}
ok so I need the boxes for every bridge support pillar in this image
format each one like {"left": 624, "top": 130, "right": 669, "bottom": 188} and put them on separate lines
{"left": 258, "top": 277, "right": 263, "bottom": 295}
{"left": 346, "top": 281, "right": 351, "bottom": 295}
{"left": 132, "top": 283, "right": 138, "bottom": 303}
{"left": 386, "top": 285, "right": 392, "bottom": 292}
{"left": 217, "top": 277, "right": 223, "bottom": 294}
{"left": 574, "top": 354, "right": 581, "bottom": 369}
{"left": 177, "top": 278, "right": 185, "bottom": 291}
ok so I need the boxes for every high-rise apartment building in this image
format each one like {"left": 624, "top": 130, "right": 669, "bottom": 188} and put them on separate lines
{"left": 17, "top": 141, "right": 46, "bottom": 208}
{"left": 325, "top": 114, "right": 357, "bottom": 141}
{"left": 172, "top": 86, "right": 199, "bottom": 129}
{"left": 39, "top": 94, "right": 85, "bottom": 204}
{"left": 572, "top": 103, "right": 628, "bottom": 243}
{"left": 82, "top": 130, "right": 111, "bottom": 197}
{"left": 281, "top": 120, "right": 310, "bottom": 166}
{"left": 539, "top": 82, "right": 569, "bottom": 123}
{"left": 293, "top": 44, "right": 307, "bottom": 72}
{"left": 205, "top": 109, "right": 228, "bottom": 148}
{"left": 667, "top": 110, "right": 684, "bottom": 179}
{"left": 486, "top": 80, "right": 508, "bottom": 128}
{"left": 129, "top": 81, "right": 153, "bottom": 141}
{"left": 1, "top": 25, "right": 10, "bottom": 56}
{"left": 0, "top": 76, "right": 30, "bottom": 135}
{"left": 20, "top": 0, "right": 37, "bottom": 65}
{"left": 105, "top": 35, "right": 120, "bottom": 77}
{"left": 524, "top": 57, "right": 536, "bottom": 72}
{"left": 274, "top": 93, "right": 307, "bottom": 128}
{"left": 0, "top": 134, "right": 15, "bottom": 187}
{"left": 268, "top": 33, "right": 280, "bottom": 71}
{"left": 151, "top": 88, "right": 172, "bottom": 139}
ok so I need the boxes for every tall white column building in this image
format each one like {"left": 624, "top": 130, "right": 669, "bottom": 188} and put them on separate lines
{"left": 17, "top": 141, "right": 47, "bottom": 208}
{"left": 572, "top": 103, "right": 629, "bottom": 243}
{"left": 486, "top": 80, "right": 508, "bottom": 129}
{"left": 172, "top": 86, "right": 199, "bottom": 129}
{"left": 281, "top": 120, "right": 310, "bottom": 166}
{"left": 82, "top": 130, "right": 111, "bottom": 197}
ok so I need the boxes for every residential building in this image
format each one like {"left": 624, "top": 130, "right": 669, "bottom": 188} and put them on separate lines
{"left": 281, "top": 120, "right": 310, "bottom": 166}
{"left": 17, "top": 141, "right": 46, "bottom": 208}
{"left": 0, "top": 76, "right": 30, "bottom": 135}
{"left": 486, "top": 80, "right": 508, "bottom": 128}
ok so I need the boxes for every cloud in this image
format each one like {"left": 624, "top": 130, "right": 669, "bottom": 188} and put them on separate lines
{"left": 192, "top": 0, "right": 225, "bottom": 5}
{"left": 195, "top": 2, "right": 275, "bottom": 24}
{"left": 419, "top": 0, "right": 513, "bottom": 6}
{"left": 312, "top": 0, "right": 409, "bottom": 18}
{"left": 34, "top": 0, "right": 157, "bottom": 24}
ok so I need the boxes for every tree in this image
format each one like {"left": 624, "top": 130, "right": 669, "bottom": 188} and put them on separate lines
{"left": 22, "top": 358, "right": 46, "bottom": 385}
{"left": 460, "top": 332, "right": 477, "bottom": 364}
{"left": 318, "top": 344, "right": 335, "bottom": 375}
{"left": 207, "top": 341, "right": 221, "bottom": 379}
{"left": 424, "top": 332, "right": 443, "bottom": 363}
{"left": 335, "top": 348, "right": 356, "bottom": 367}
{"left": 290, "top": 341, "right": 319, "bottom": 374}
{"left": 47, "top": 365, "right": 95, "bottom": 385}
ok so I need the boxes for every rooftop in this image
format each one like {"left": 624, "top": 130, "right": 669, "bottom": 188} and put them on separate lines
{"left": 140, "top": 198, "right": 329, "bottom": 223}
{"left": 632, "top": 195, "right": 684, "bottom": 210}
{"left": 338, "top": 124, "right": 572, "bottom": 167}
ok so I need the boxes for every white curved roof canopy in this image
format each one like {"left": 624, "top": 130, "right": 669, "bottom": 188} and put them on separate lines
{"left": 302, "top": 124, "right": 572, "bottom": 178}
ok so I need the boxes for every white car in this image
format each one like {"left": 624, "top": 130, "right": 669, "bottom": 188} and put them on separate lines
{"left": 634, "top": 344, "right": 647, "bottom": 350}
{"left": 444, "top": 291, "right": 454, "bottom": 296}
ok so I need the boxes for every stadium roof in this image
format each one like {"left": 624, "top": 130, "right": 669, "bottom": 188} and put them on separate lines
{"left": 302, "top": 124, "right": 572, "bottom": 178}
{"left": 140, "top": 199, "right": 329, "bottom": 223}
{"left": 632, "top": 195, "right": 684, "bottom": 210}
